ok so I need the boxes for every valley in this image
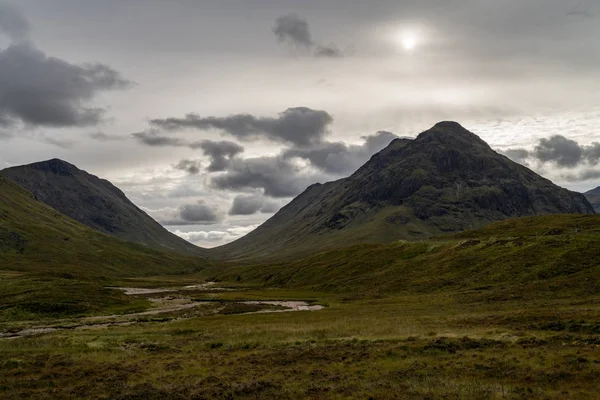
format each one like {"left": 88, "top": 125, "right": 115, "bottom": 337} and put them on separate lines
{"left": 1, "top": 124, "right": 599, "bottom": 399}
{"left": 1, "top": 213, "right": 599, "bottom": 399}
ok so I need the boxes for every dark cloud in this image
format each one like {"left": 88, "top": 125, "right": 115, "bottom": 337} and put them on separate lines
{"left": 89, "top": 132, "right": 126, "bottom": 141}
{"left": 170, "top": 141, "right": 245, "bottom": 175}
{"left": 273, "top": 14, "right": 313, "bottom": 48}
{"left": 0, "top": 2, "right": 30, "bottom": 42}
{"left": 363, "top": 131, "right": 400, "bottom": 151}
{"left": 534, "top": 136, "right": 583, "bottom": 167}
{"left": 314, "top": 44, "right": 343, "bottom": 58}
{"left": 210, "top": 131, "right": 397, "bottom": 197}
{"left": 180, "top": 202, "right": 219, "bottom": 223}
{"left": 211, "top": 155, "right": 328, "bottom": 198}
{"left": 175, "top": 159, "right": 201, "bottom": 175}
{"left": 0, "top": 43, "right": 132, "bottom": 128}
{"left": 228, "top": 194, "right": 280, "bottom": 216}
{"left": 132, "top": 130, "right": 187, "bottom": 147}
{"left": 283, "top": 131, "right": 398, "bottom": 175}
{"left": 153, "top": 201, "right": 222, "bottom": 226}
{"left": 149, "top": 107, "right": 333, "bottom": 147}
{"left": 584, "top": 143, "right": 600, "bottom": 165}
{"left": 503, "top": 136, "right": 600, "bottom": 180}
{"left": 273, "top": 14, "right": 346, "bottom": 58}
{"left": 195, "top": 140, "right": 244, "bottom": 172}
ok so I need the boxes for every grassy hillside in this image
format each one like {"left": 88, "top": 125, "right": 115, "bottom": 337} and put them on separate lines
{"left": 213, "top": 214, "right": 600, "bottom": 300}
{"left": 0, "top": 175, "right": 208, "bottom": 320}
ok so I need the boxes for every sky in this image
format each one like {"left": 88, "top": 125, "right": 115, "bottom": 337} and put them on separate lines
{"left": 0, "top": 0, "right": 599, "bottom": 247}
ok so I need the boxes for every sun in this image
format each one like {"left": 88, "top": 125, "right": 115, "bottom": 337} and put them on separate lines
{"left": 401, "top": 34, "right": 417, "bottom": 51}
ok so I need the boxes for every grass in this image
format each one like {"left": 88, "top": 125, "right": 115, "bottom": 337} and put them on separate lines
{"left": 0, "top": 291, "right": 599, "bottom": 399}
{"left": 209, "top": 215, "right": 600, "bottom": 302}
{"left": 1, "top": 186, "right": 600, "bottom": 399}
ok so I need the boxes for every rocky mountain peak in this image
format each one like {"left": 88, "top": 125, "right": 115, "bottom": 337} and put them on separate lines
{"left": 29, "top": 158, "right": 78, "bottom": 176}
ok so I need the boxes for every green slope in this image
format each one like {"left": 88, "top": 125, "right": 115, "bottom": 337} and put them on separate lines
{"left": 213, "top": 214, "right": 600, "bottom": 300}
{"left": 0, "top": 175, "right": 207, "bottom": 320}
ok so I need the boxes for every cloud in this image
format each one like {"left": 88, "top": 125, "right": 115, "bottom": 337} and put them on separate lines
{"left": 89, "top": 132, "right": 127, "bottom": 141}
{"left": 204, "top": 130, "right": 398, "bottom": 198}
{"left": 0, "top": 43, "right": 132, "bottom": 129}
{"left": 211, "top": 155, "right": 328, "bottom": 198}
{"left": 504, "top": 135, "right": 600, "bottom": 170}
{"left": 502, "top": 148, "right": 531, "bottom": 165}
{"left": 314, "top": 44, "right": 343, "bottom": 58}
{"left": 273, "top": 14, "right": 346, "bottom": 58}
{"left": 174, "top": 230, "right": 228, "bottom": 243}
{"left": 132, "top": 130, "right": 187, "bottom": 147}
{"left": 502, "top": 134, "right": 600, "bottom": 182}
{"left": 562, "top": 169, "right": 600, "bottom": 182}
{"left": 149, "top": 107, "right": 333, "bottom": 147}
{"left": 0, "top": 2, "right": 30, "bottom": 42}
{"left": 170, "top": 141, "right": 245, "bottom": 175}
{"left": 283, "top": 131, "right": 398, "bottom": 175}
{"left": 195, "top": 140, "right": 244, "bottom": 172}
{"left": 180, "top": 202, "right": 220, "bottom": 223}
{"left": 174, "top": 159, "right": 201, "bottom": 175}
{"left": 228, "top": 194, "right": 280, "bottom": 216}
{"left": 273, "top": 14, "right": 313, "bottom": 48}
{"left": 147, "top": 201, "right": 223, "bottom": 226}
{"left": 534, "top": 136, "right": 583, "bottom": 167}
{"left": 172, "top": 224, "right": 259, "bottom": 247}
{"left": 0, "top": 3, "right": 131, "bottom": 131}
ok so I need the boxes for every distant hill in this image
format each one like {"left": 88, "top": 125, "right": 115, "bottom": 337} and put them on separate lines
{"left": 211, "top": 121, "right": 594, "bottom": 259}
{"left": 2, "top": 159, "right": 204, "bottom": 256}
{"left": 584, "top": 187, "right": 600, "bottom": 212}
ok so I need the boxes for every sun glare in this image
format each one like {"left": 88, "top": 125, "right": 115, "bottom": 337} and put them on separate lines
{"left": 402, "top": 34, "right": 417, "bottom": 50}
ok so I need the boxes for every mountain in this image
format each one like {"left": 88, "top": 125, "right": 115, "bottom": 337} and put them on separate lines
{"left": 584, "top": 187, "right": 600, "bottom": 212}
{"left": 0, "top": 174, "right": 207, "bottom": 319}
{"left": 212, "top": 121, "right": 594, "bottom": 259}
{"left": 0, "top": 174, "right": 203, "bottom": 276}
{"left": 2, "top": 159, "right": 204, "bottom": 256}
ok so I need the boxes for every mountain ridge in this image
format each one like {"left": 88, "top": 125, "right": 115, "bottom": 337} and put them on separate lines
{"left": 211, "top": 121, "right": 594, "bottom": 259}
{"left": 2, "top": 159, "right": 205, "bottom": 256}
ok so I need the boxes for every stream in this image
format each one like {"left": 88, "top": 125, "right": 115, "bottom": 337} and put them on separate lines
{"left": 0, "top": 282, "right": 323, "bottom": 339}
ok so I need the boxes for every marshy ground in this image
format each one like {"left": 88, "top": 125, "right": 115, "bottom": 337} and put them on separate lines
{"left": 1, "top": 275, "right": 599, "bottom": 399}
{"left": 0, "top": 281, "right": 323, "bottom": 339}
